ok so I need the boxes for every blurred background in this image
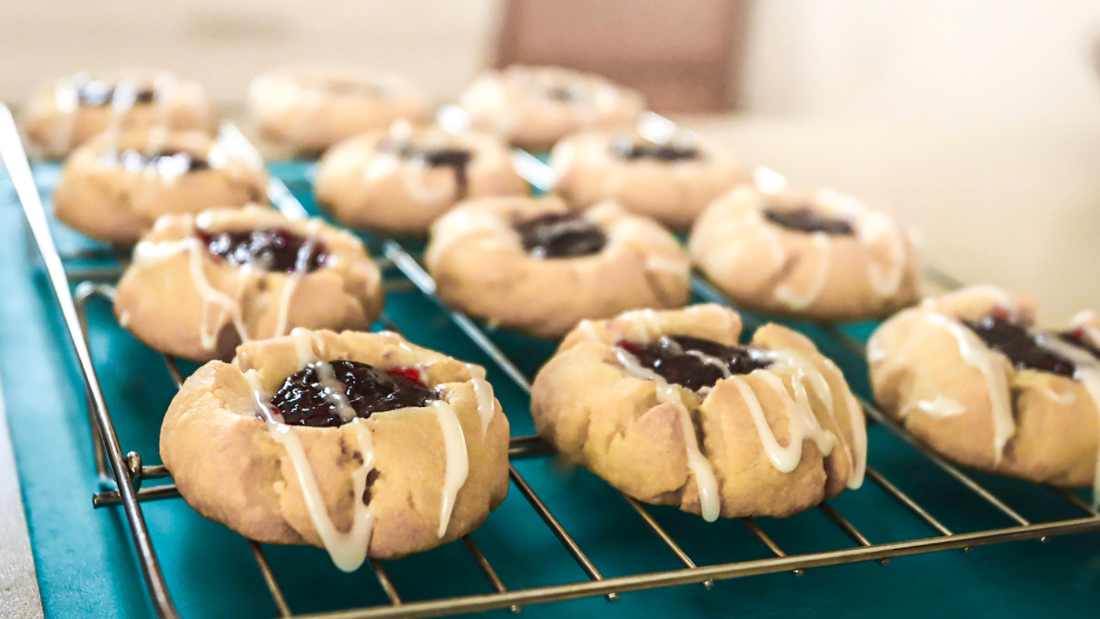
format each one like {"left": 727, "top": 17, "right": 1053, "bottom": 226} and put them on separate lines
{"left": 1, "top": 0, "right": 1099, "bottom": 319}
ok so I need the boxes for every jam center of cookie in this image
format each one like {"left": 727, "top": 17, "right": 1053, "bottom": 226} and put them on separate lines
{"left": 380, "top": 140, "right": 473, "bottom": 199}
{"left": 515, "top": 212, "right": 607, "bottom": 259}
{"left": 197, "top": 227, "right": 329, "bottom": 274}
{"left": 612, "top": 139, "right": 700, "bottom": 162}
{"left": 763, "top": 207, "right": 855, "bottom": 235}
{"left": 966, "top": 315, "right": 1076, "bottom": 377}
{"left": 101, "top": 149, "right": 210, "bottom": 174}
{"left": 544, "top": 85, "right": 578, "bottom": 102}
{"left": 1060, "top": 329, "right": 1100, "bottom": 361}
{"left": 76, "top": 79, "right": 156, "bottom": 107}
{"left": 618, "top": 335, "right": 771, "bottom": 392}
{"left": 271, "top": 361, "right": 436, "bottom": 427}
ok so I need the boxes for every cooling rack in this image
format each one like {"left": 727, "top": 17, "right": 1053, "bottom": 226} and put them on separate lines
{"left": 2, "top": 102, "right": 1099, "bottom": 619}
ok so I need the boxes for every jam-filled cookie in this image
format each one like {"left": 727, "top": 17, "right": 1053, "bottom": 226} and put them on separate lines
{"left": 114, "top": 206, "right": 384, "bottom": 362}
{"left": 531, "top": 304, "right": 867, "bottom": 519}
{"left": 425, "top": 196, "right": 690, "bottom": 338}
{"left": 868, "top": 285, "right": 1100, "bottom": 499}
{"left": 161, "top": 328, "right": 510, "bottom": 567}
{"left": 249, "top": 65, "right": 430, "bottom": 156}
{"left": 458, "top": 65, "right": 646, "bottom": 151}
{"left": 690, "top": 186, "right": 920, "bottom": 322}
{"left": 53, "top": 128, "right": 267, "bottom": 244}
{"left": 315, "top": 121, "right": 528, "bottom": 234}
{"left": 550, "top": 129, "right": 750, "bottom": 229}
{"left": 22, "top": 70, "right": 218, "bottom": 158}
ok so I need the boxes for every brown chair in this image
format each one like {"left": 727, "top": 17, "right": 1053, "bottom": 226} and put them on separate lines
{"left": 494, "top": 0, "right": 750, "bottom": 113}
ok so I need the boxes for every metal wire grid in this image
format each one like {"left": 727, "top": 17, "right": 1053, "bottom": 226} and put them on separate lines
{"left": 3, "top": 104, "right": 1100, "bottom": 619}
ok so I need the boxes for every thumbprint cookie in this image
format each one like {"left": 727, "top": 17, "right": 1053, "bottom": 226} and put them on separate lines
{"left": 868, "top": 285, "right": 1100, "bottom": 501}
{"left": 53, "top": 128, "right": 267, "bottom": 244}
{"left": 690, "top": 186, "right": 920, "bottom": 322}
{"left": 114, "top": 206, "right": 384, "bottom": 362}
{"left": 531, "top": 304, "right": 867, "bottom": 519}
{"left": 550, "top": 128, "right": 750, "bottom": 229}
{"left": 161, "top": 328, "right": 510, "bottom": 567}
{"left": 457, "top": 65, "right": 646, "bottom": 151}
{"left": 314, "top": 121, "right": 527, "bottom": 234}
{"left": 425, "top": 196, "right": 691, "bottom": 338}
{"left": 22, "top": 70, "right": 218, "bottom": 158}
{"left": 249, "top": 65, "right": 430, "bottom": 157}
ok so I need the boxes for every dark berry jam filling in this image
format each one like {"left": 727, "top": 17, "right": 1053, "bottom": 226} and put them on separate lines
{"left": 379, "top": 140, "right": 474, "bottom": 198}
{"left": 271, "top": 361, "right": 436, "bottom": 427}
{"left": 1059, "top": 328, "right": 1100, "bottom": 361}
{"left": 612, "top": 139, "right": 700, "bottom": 162}
{"left": 965, "top": 315, "right": 1076, "bottom": 377}
{"left": 763, "top": 207, "right": 855, "bottom": 235}
{"left": 514, "top": 212, "right": 607, "bottom": 259}
{"left": 101, "top": 149, "right": 210, "bottom": 174}
{"left": 618, "top": 335, "right": 771, "bottom": 392}
{"left": 197, "top": 227, "right": 329, "bottom": 273}
{"left": 544, "top": 85, "right": 577, "bottom": 102}
{"left": 76, "top": 79, "right": 155, "bottom": 107}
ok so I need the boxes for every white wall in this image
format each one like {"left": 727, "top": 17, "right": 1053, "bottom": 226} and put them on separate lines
{"left": 1, "top": 1, "right": 1099, "bottom": 122}
{"left": 740, "top": 0, "right": 1100, "bottom": 123}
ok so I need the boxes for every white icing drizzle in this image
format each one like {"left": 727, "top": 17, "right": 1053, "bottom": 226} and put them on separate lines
{"left": 839, "top": 388, "right": 867, "bottom": 489}
{"left": 901, "top": 396, "right": 967, "bottom": 419}
{"left": 290, "top": 327, "right": 319, "bottom": 367}
{"left": 274, "top": 275, "right": 301, "bottom": 340}
{"left": 613, "top": 346, "right": 720, "bottom": 522}
{"left": 644, "top": 255, "right": 691, "bottom": 277}
{"left": 728, "top": 373, "right": 836, "bottom": 473}
{"left": 775, "top": 232, "right": 831, "bottom": 310}
{"left": 134, "top": 238, "right": 251, "bottom": 350}
{"left": 675, "top": 404, "right": 720, "bottom": 522}
{"left": 470, "top": 377, "right": 496, "bottom": 438}
{"left": 273, "top": 220, "right": 323, "bottom": 339}
{"left": 1036, "top": 337, "right": 1100, "bottom": 507}
{"left": 431, "top": 400, "right": 469, "bottom": 537}
{"left": 245, "top": 367, "right": 376, "bottom": 572}
{"left": 924, "top": 312, "right": 1015, "bottom": 463}
{"left": 313, "top": 361, "right": 357, "bottom": 423}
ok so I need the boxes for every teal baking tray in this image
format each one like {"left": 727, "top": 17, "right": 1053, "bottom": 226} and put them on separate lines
{"left": 2, "top": 118, "right": 1100, "bottom": 619}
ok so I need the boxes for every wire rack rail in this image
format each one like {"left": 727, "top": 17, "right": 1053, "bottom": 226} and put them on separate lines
{"left": 2, "top": 103, "right": 1099, "bottom": 619}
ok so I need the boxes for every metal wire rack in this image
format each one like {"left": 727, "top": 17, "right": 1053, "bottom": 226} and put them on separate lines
{"left": 2, "top": 103, "right": 1099, "bottom": 619}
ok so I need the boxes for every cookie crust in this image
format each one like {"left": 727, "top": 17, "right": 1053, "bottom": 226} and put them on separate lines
{"left": 250, "top": 65, "right": 429, "bottom": 156}
{"left": 425, "top": 196, "right": 691, "bottom": 338}
{"left": 53, "top": 128, "right": 267, "bottom": 244}
{"left": 690, "top": 186, "right": 921, "bottom": 322}
{"left": 315, "top": 123, "right": 528, "bottom": 234}
{"left": 458, "top": 65, "right": 645, "bottom": 151}
{"left": 161, "top": 329, "right": 510, "bottom": 564}
{"left": 550, "top": 130, "right": 750, "bottom": 229}
{"left": 531, "top": 305, "right": 867, "bottom": 519}
{"left": 22, "top": 70, "right": 218, "bottom": 158}
{"left": 114, "top": 206, "right": 384, "bottom": 362}
{"left": 868, "top": 286, "right": 1100, "bottom": 493}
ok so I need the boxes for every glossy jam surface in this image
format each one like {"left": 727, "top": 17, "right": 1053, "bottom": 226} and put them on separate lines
{"left": 763, "top": 207, "right": 855, "bottom": 235}
{"left": 197, "top": 227, "right": 329, "bottom": 273}
{"left": 271, "top": 361, "right": 436, "bottom": 427}
{"left": 612, "top": 139, "right": 700, "bottom": 162}
{"left": 618, "top": 335, "right": 771, "bottom": 392}
{"left": 101, "top": 149, "right": 210, "bottom": 174}
{"left": 75, "top": 78, "right": 155, "bottom": 107}
{"left": 966, "top": 315, "right": 1076, "bottom": 377}
{"left": 1060, "top": 328, "right": 1100, "bottom": 361}
{"left": 514, "top": 212, "right": 607, "bottom": 259}
{"left": 379, "top": 140, "right": 473, "bottom": 197}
